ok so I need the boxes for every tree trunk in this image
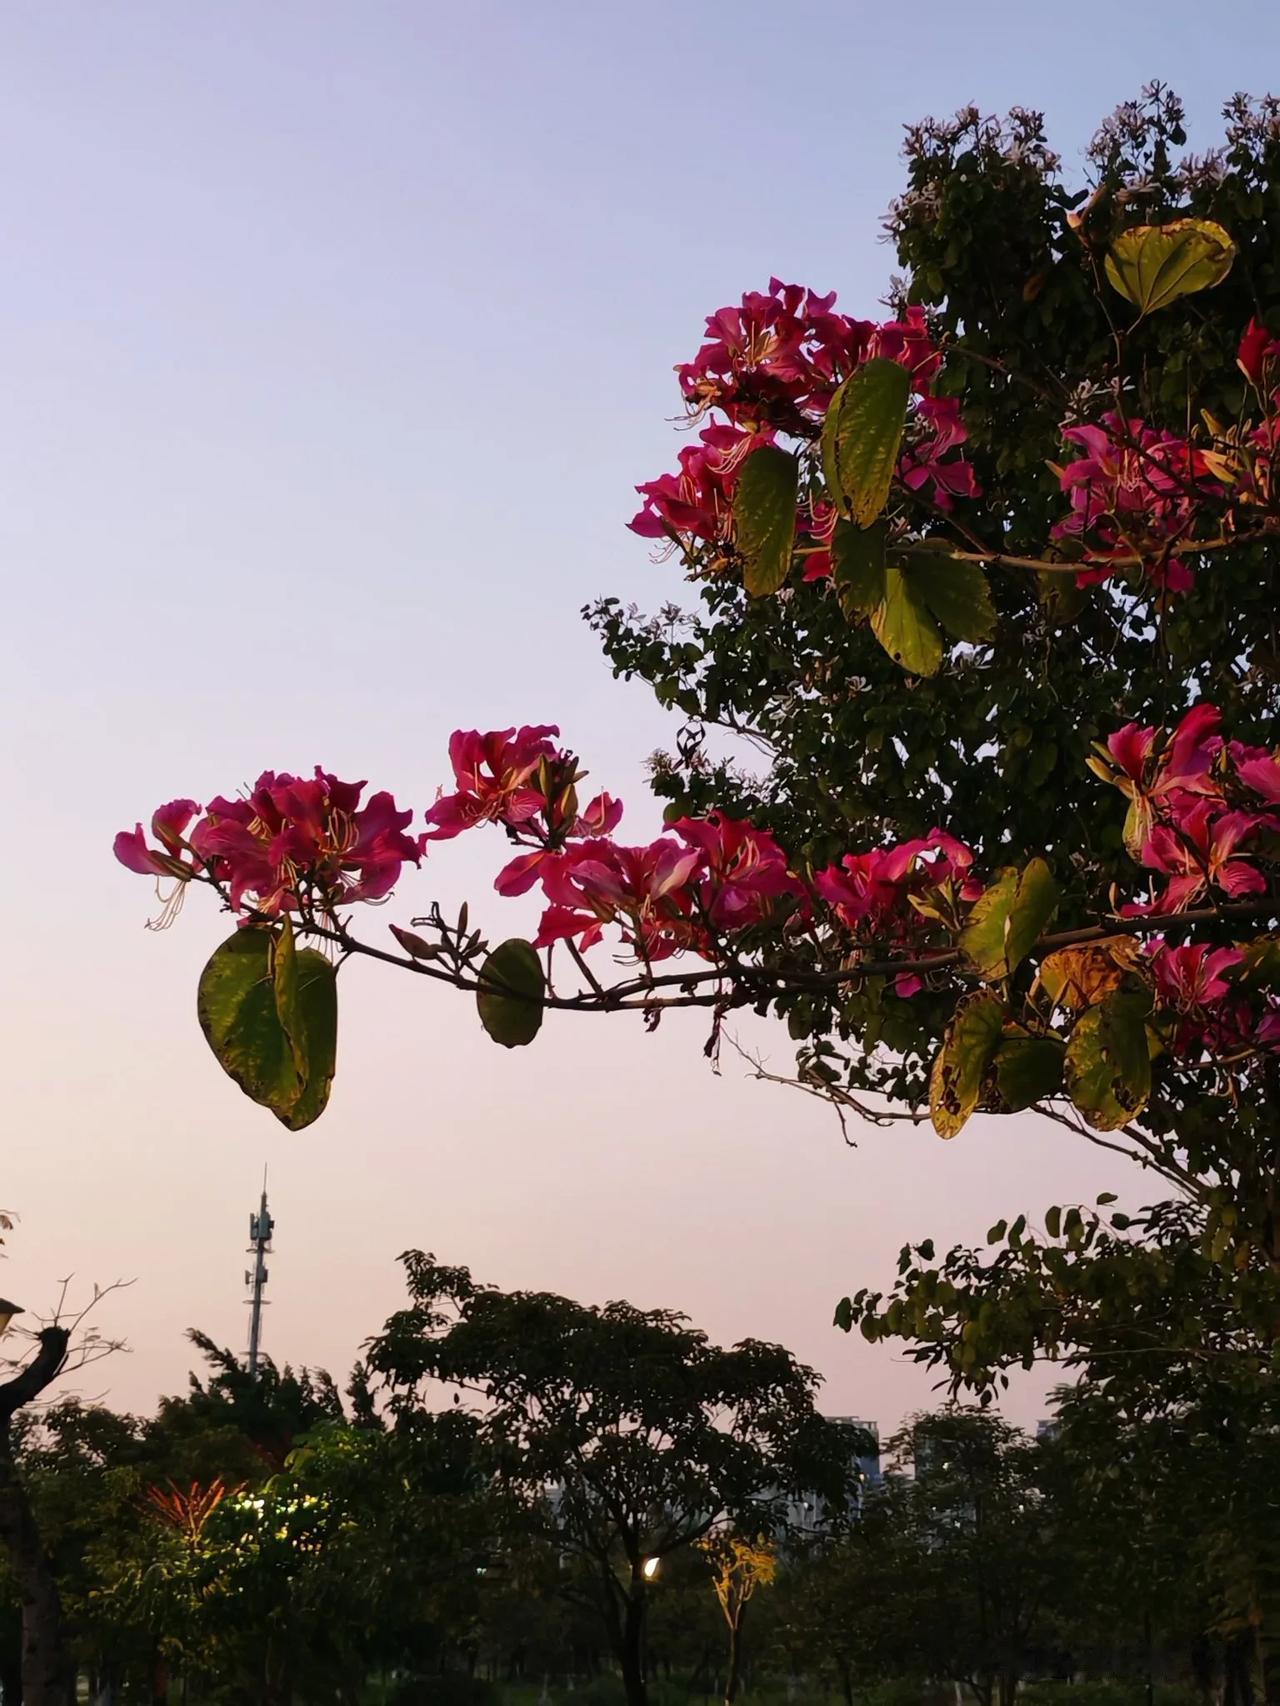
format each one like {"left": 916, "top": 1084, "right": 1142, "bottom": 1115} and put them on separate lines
{"left": 1255, "top": 1620, "right": 1280, "bottom": 1706}
{"left": 0, "top": 1422, "right": 71, "bottom": 1706}
{"left": 724, "top": 1609, "right": 746, "bottom": 1706}
{"left": 1226, "top": 1634, "right": 1256, "bottom": 1706}
{"left": 620, "top": 1585, "right": 648, "bottom": 1706}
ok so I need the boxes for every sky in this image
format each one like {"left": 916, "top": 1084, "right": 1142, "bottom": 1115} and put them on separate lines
{"left": 0, "top": 1, "right": 1264, "bottom": 1433}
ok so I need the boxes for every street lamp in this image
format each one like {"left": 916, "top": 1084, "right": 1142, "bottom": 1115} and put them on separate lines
{"left": 642, "top": 1556, "right": 660, "bottom": 1581}
{"left": 0, "top": 1300, "right": 22, "bottom": 1339}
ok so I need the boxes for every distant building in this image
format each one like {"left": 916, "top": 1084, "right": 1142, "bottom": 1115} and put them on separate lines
{"left": 782, "top": 1415, "right": 881, "bottom": 1538}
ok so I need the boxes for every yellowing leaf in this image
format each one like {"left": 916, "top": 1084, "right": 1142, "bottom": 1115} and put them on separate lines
{"left": 1063, "top": 990, "right": 1152, "bottom": 1132}
{"left": 1038, "top": 937, "right": 1142, "bottom": 1011}
{"left": 871, "top": 564, "right": 943, "bottom": 676}
{"left": 1104, "top": 219, "right": 1236, "bottom": 317}
{"left": 929, "top": 989, "right": 1007, "bottom": 1139}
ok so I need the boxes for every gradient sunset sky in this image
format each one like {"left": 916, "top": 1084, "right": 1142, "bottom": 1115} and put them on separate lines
{"left": 2, "top": 1, "right": 1267, "bottom": 1430}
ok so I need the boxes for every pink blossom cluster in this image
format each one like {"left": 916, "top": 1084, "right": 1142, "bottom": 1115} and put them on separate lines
{"left": 1147, "top": 940, "right": 1280, "bottom": 1058}
{"left": 1052, "top": 320, "right": 1280, "bottom": 588}
{"left": 676, "top": 280, "right": 876, "bottom": 432}
{"left": 628, "top": 422, "right": 772, "bottom": 549}
{"left": 1095, "top": 702, "right": 1280, "bottom": 914}
{"left": 420, "top": 727, "right": 796, "bottom": 960}
{"left": 115, "top": 770, "right": 421, "bottom": 918}
{"left": 531, "top": 817, "right": 797, "bottom": 963}
{"left": 429, "top": 729, "right": 993, "bottom": 972}
{"left": 629, "top": 282, "right": 978, "bottom": 567}
{"left": 1052, "top": 412, "right": 1211, "bottom": 591}
{"left": 813, "top": 831, "right": 983, "bottom": 994}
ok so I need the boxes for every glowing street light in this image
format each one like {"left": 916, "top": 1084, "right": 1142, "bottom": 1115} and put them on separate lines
{"left": 642, "top": 1556, "right": 660, "bottom": 1581}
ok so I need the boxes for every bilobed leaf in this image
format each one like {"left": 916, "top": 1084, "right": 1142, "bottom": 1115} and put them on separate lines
{"left": 272, "top": 915, "right": 305, "bottom": 1080}
{"left": 197, "top": 927, "right": 338, "bottom": 1129}
{"left": 901, "top": 554, "right": 996, "bottom": 643}
{"left": 993, "top": 1033, "right": 1065, "bottom": 1111}
{"left": 734, "top": 445, "right": 799, "bottom": 596}
{"left": 1104, "top": 219, "right": 1236, "bottom": 316}
{"left": 871, "top": 564, "right": 943, "bottom": 676}
{"left": 281, "top": 949, "right": 338, "bottom": 1131}
{"left": 477, "top": 938, "right": 545, "bottom": 1047}
{"left": 929, "top": 989, "right": 1007, "bottom": 1138}
{"left": 959, "top": 858, "right": 1059, "bottom": 980}
{"left": 821, "top": 357, "right": 911, "bottom": 526}
{"left": 1038, "top": 936, "right": 1142, "bottom": 1010}
{"left": 1063, "top": 989, "right": 1152, "bottom": 1132}
{"left": 832, "top": 520, "right": 886, "bottom": 617}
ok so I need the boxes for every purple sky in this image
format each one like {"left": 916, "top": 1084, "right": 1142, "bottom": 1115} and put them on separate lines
{"left": 2, "top": 3, "right": 1266, "bottom": 1432}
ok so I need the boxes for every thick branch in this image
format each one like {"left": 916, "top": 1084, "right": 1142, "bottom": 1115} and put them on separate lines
{"left": 0, "top": 1330, "right": 69, "bottom": 1423}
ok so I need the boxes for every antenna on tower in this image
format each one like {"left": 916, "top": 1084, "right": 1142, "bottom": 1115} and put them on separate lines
{"left": 245, "top": 1167, "right": 274, "bottom": 1377}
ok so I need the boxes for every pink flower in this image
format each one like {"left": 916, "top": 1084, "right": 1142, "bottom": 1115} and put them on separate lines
{"left": 1236, "top": 750, "right": 1280, "bottom": 805}
{"left": 188, "top": 769, "right": 420, "bottom": 916}
{"left": 670, "top": 812, "right": 799, "bottom": 928}
{"left": 492, "top": 790, "right": 625, "bottom": 898}
{"left": 1138, "top": 801, "right": 1267, "bottom": 911}
{"left": 1052, "top": 411, "right": 1208, "bottom": 589}
{"left": 1148, "top": 941, "right": 1245, "bottom": 1011}
{"left": 629, "top": 425, "right": 770, "bottom": 549}
{"left": 576, "top": 792, "right": 624, "bottom": 837}
{"left": 424, "top": 726, "right": 561, "bottom": 840}
{"left": 869, "top": 307, "right": 943, "bottom": 395}
{"left": 113, "top": 799, "right": 202, "bottom": 880}
{"left": 676, "top": 280, "right": 873, "bottom": 431}
{"left": 1238, "top": 318, "right": 1280, "bottom": 392}
{"left": 814, "top": 830, "right": 979, "bottom": 942}
{"left": 532, "top": 904, "right": 607, "bottom": 953}
{"left": 899, "top": 396, "right": 979, "bottom": 509}
{"left": 536, "top": 838, "right": 705, "bottom": 961}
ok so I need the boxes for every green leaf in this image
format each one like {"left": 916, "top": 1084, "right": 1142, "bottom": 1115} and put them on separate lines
{"left": 272, "top": 915, "right": 305, "bottom": 1080}
{"left": 476, "top": 938, "right": 545, "bottom": 1048}
{"left": 283, "top": 950, "right": 339, "bottom": 1131}
{"left": 833, "top": 1297, "right": 854, "bottom": 1333}
{"left": 1044, "top": 1205, "right": 1062, "bottom": 1239}
{"left": 832, "top": 520, "right": 886, "bottom": 617}
{"left": 959, "top": 858, "right": 1059, "bottom": 980}
{"left": 734, "top": 445, "right": 799, "bottom": 596}
{"left": 821, "top": 357, "right": 911, "bottom": 527}
{"left": 929, "top": 989, "right": 1006, "bottom": 1138}
{"left": 871, "top": 564, "right": 943, "bottom": 676}
{"left": 1063, "top": 989, "right": 1152, "bottom": 1132}
{"left": 197, "top": 928, "right": 338, "bottom": 1130}
{"left": 899, "top": 554, "right": 995, "bottom": 643}
{"left": 993, "top": 1033, "right": 1065, "bottom": 1110}
{"left": 1104, "top": 219, "right": 1236, "bottom": 316}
